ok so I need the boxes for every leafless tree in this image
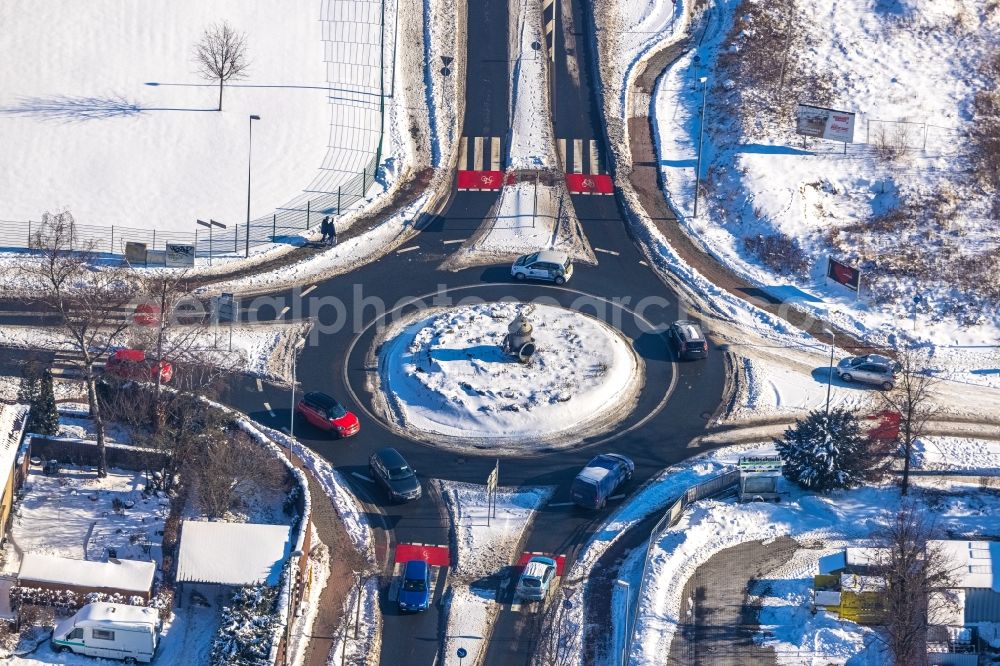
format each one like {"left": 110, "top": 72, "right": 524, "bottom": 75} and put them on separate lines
{"left": 193, "top": 21, "right": 250, "bottom": 111}
{"left": 871, "top": 502, "right": 960, "bottom": 666}
{"left": 878, "top": 349, "right": 941, "bottom": 495}
{"left": 193, "top": 429, "right": 286, "bottom": 519}
{"left": 21, "top": 212, "right": 137, "bottom": 477}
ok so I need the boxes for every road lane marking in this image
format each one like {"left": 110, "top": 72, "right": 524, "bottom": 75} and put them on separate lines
{"left": 473, "top": 136, "right": 484, "bottom": 172}
{"left": 558, "top": 139, "right": 567, "bottom": 170}
{"left": 263, "top": 402, "right": 276, "bottom": 417}
{"left": 590, "top": 139, "right": 601, "bottom": 174}
{"left": 278, "top": 306, "right": 290, "bottom": 317}
{"left": 351, "top": 472, "right": 374, "bottom": 483}
{"left": 639, "top": 260, "right": 649, "bottom": 266}
{"left": 397, "top": 245, "right": 420, "bottom": 254}
{"left": 443, "top": 238, "right": 466, "bottom": 245}
{"left": 300, "top": 284, "right": 318, "bottom": 297}
{"left": 594, "top": 247, "right": 620, "bottom": 256}
{"left": 491, "top": 137, "right": 501, "bottom": 171}
{"left": 573, "top": 139, "right": 583, "bottom": 173}
{"left": 255, "top": 378, "right": 263, "bottom": 392}
{"left": 459, "top": 136, "right": 468, "bottom": 170}
{"left": 548, "top": 501, "right": 574, "bottom": 507}
{"left": 609, "top": 494, "right": 625, "bottom": 500}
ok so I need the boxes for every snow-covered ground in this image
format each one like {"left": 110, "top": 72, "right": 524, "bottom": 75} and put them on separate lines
{"left": 2, "top": 465, "right": 168, "bottom": 572}
{"left": 0, "top": 1, "right": 328, "bottom": 235}
{"left": 912, "top": 436, "right": 1000, "bottom": 471}
{"left": 648, "top": 0, "right": 1000, "bottom": 347}
{"left": 0, "top": 320, "right": 310, "bottom": 385}
{"left": 373, "top": 302, "right": 641, "bottom": 452}
{"left": 622, "top": 440, "right": 1000, "bottom": 665}
{"left": 439, "top": 481, "right": 553, "bottom": 666}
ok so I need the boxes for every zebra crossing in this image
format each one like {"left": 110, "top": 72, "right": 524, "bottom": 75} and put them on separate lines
{"left": 543, "top": 0, "right": 556, "bottom": 62}
{"left": 457, "top": 136, "right": 508, "bottom": 191}
{"left": 556, "top": 138, "right": 605, "bottom": 175}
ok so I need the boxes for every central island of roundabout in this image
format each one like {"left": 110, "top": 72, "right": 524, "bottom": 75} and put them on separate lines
{"left": 369, "top": 302, "right": 645, "bottom": 454}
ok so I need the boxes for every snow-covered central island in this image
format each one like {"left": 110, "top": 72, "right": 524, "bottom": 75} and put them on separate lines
{"left": 372, "top": 302, "right": 642, "bottom": 452}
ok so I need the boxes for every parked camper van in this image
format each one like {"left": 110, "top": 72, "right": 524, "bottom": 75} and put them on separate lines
{"left": 51, "top": 602, "right": 160, "bottom": 663}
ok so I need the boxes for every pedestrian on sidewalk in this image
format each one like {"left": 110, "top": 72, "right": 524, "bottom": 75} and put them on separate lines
{"left": 328, "top": 218, "right": 337, "bottom": 247}
{"left": 320, "top": 216, "right": 332, "bottom": 244}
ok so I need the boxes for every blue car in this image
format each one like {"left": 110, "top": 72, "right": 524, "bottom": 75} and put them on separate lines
{"left": 398, "top": 560, "right": 431, "bottom": 613}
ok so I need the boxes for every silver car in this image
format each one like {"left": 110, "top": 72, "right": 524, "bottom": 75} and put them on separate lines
{"left": 835, "top": 354, "right": 901, "bottom": 390}
{"left": 515, "top": 556, "right": 558, "bottom": 601}
{"left": 511, "top": 251, "right": 573, "bottom": 285}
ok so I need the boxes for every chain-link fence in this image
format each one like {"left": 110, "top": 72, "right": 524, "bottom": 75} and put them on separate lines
{"left": 1, "top": 0, "right": 394, "bottom": 262}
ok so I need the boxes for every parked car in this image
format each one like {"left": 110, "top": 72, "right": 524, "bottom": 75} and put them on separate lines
{"left": 131, "top": 303, "right": 161, "bottom": 327}
{"left": 835, "top": 354, "right": 901, "bottom": 390}
{"left": 369, "top": 447, "right": 422, "bottom": 502}
{"left": 511, "top": 251, "right": 574, "bottom": 285}
{"left": 668, "top": 319, "right": 708, "bottom": 360}
{"left": 295, "top": 391, "right": 360, "bottom": 437}
{"left": 515, "top": 556, "right": 558, "bottom": 602}
{"left": 398, "top": 559, "right": 431, "bottom": 613}
{"left": 105, "top": 349, "right": 173, "bottom": 383}
{"left": 570, "top": 453, "right": 634, "bottom": 510}
{"left": 51, "top": 602, "right": 160, "bottom": 663}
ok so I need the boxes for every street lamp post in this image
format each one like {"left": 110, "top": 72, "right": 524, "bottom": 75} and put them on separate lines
{"left": 284, "top": 549, "right": 305, "bottom": 666}
{"left": 823, "top": 327, "right": 835, "bottom": 416}
{"left": 693, "top": 76, "right": 708, "bottom": 218}
{"left": 616, "top": 579, "right": 631, "bottom": 666}
{"left": 246, "top": 114, "right": 261, "bottom": 258}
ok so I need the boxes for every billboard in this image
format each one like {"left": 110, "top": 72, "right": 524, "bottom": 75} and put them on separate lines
{"left": 165, "top": 243, "right": 195, "bottom": 268}
{"left": 827, "top": 257, "right": 861, "bottom": 291}
{"left": 796, "top": 104, "right": 856, "bottom": 143}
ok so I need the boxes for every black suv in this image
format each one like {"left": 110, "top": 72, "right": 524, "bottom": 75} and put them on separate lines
{"left": 668, "top": 320, "right": 708, "bottom": 360}
{"left": 369, "top": 447, "right": 422, "bottom": 503}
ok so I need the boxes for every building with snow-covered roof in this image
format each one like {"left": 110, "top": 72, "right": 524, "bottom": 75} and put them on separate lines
{"left": 176, "top": 520, "right": 292, "bottom": 587}
{"left": 0, "top": 403, "right": 30, "bottom": 544}
{"left": 17, "top": 553, "right": 155, "bottom": 600}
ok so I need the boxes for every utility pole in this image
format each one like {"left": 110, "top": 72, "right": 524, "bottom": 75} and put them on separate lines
{"left": 693, "top": 77, "right": 708, "bottom": 218}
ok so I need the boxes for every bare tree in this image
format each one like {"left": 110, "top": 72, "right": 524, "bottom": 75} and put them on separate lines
{"left": 21, "top": 212, "right": 136, "bottom": 477}
{"left": 194, "top": 429, "right": 286, "bottom": 519}
{"left": 193, "top": 21, "right": 250, "bottom": 111}
{"left": 871, "top": 502, "right": 959, "bottom": 666}
{"left": 878, "top": 349, "right": 940, "bottom": 495}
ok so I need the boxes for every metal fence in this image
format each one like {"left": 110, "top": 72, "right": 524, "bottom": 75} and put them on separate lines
{"left": 1, "top": 0, "right": 393, "bottom": 262}
{"left": 623, "top": 469, "right": 741, "bottom": 664}
{"left": 0, "top": 155, "right": 378, "bottom": 262}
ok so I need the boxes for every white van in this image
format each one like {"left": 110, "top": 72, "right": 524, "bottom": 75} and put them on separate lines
{"left": 51, "top": 602, "right": 160, "bottom": 663}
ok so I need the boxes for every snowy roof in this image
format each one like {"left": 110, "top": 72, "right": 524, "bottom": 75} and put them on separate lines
{"left": 523, "top": 560, "right": 551, "bottom": 579}
{"left": 932, "top": 540, "right": 1000, "bottom": 592}
{"left": 576, "top": 464, "right": 612, "bottom": 484}
{"left": 176, "top": 521, "right": 292, "bottom": 586}
{"left": 18, "top": 554, "right": 154, "bottom": 594}
{"left": 814, "top": 590, "right": 841, "bottom": 607}
{"left": 840, "top": 573, "right": 886, "bottom": 592}
{"left": 818, "top": 551, "right": 846, "bottom": 575}
{"left": 73, "top": 602, "right": 158, "bottom": 628}
{"left": 845, "top": 547, "right": 888, "bottom": 568}
{"left": 534, "top": 250, "right": 569, "bottom": 264}
{"left": 0, "top": 404, "right": 29, "bottom": 491}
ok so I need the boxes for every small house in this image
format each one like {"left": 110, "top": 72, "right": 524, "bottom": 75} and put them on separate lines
{"left": 17, "top": 553, "right": 155, "bottom": 601}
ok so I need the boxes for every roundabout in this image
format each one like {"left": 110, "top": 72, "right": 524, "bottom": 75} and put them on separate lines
{"left": 370, "top": 301, "right": 643, "bottom": 452}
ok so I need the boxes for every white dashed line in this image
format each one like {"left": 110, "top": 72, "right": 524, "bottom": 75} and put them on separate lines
{"left": 397, "top": 245, "right": 420, "bottom": 254}
{"left": 263, "top": 402, "right": 276, "bottom": 418}
{"left": 300, "top": 284, "right": 318, "bottom": 297}
{"left": 548, "top": 502, "right": 575, "bottom": 508}
{"left": 594, "top": 247, "right": 620, "bottom": 256}
{"left": 639, "top": 260, "right": 649, "bottom": 266}
{"left": 255, "top": 378, "right": 263, "bottom": 392}
{"left": 351, "top": 472, "right": 375, "bottom": 483}
{"left": 278, "top": 306, "right": 290, "bottom": 317}
{"left": 443, "top": 239, "right": 466, "bottom": 245}
{"left": 609, "top": 494, "right": 625, "bottom": 501}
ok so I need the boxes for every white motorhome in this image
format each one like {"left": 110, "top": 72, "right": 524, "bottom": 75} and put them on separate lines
{"left": 51, "top": 602, "right": 160, "bottom": 663}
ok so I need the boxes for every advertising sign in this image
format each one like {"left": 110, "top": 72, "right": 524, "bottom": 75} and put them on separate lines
{"left": 827, "top": 257, "right": 861, "bottom": 292}
{"left": 737, "top": 455, "right": 783, "bottom": 472}
{"left": 217, "top": 293, "right": 238, "bottom": 323}
{"left": 796, "top": 104, "right": 856, "bottom": 143}
{"left": 165, "top": 243, "right": 195, "bottom": 268}
{"left": 124, "top": 242, "right": 147, "bottom": 264}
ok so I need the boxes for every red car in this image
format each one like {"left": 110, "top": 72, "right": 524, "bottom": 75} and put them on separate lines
{"left": 105, "top": 349, "right": 174, "bottom": 383}
{"left": 132, "top": 303, "right": 162, "bottom": 327}
{"left": 296, "top": 391, "right": 360, "bottom": 437}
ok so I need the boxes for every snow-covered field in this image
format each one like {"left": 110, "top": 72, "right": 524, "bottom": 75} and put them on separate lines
{"left": 439, "top": 481, "right": 553, "bottom": 666}
{"left": 0, "top": 1, "right": 331, "bottom": 235}
{"left": 652, "top": 0, "right": 1000, "bottom": 346}
{"left": 373, "top": 302, "right": 641, "bottom": 451}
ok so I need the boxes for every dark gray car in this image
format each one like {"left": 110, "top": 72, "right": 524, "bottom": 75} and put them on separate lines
{"left": 835, "top": 354, "right": 901, "bottom": 390}
{"left": 369, "top": 447, "right": 422, "bottom": 502}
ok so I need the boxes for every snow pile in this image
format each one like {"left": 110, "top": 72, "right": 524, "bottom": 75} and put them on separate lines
{"left": 508, "top": 0, "right": 557, "bottom": 169}
{"left": 438, "top": 481, "right": 552, "bottom": 666}
{"left": 654, "top": 0, "right": 1000, "bottom": 345}
{"left": 375, "top": 302, "right": 641, "bottom": 451}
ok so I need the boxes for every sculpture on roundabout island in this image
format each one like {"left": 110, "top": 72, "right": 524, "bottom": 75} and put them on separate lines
{"left": 501, "top": 306, "right": 537, "bottom": 364}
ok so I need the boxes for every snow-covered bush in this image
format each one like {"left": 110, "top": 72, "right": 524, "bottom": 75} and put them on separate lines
{"left": 210, "top": 585, "right": 278, "bottom": 666}
{"left": 775, "top": 408, "right": 885, "bottom": 491}
{"left": 10, "top": 586, "right": 169, "bottom": 619}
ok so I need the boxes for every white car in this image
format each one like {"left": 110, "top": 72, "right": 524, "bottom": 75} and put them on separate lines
{"left": 835, "top": 354, "right": 901, "bottom": 390}
{"left": 511, "top": 251, "right": 573, "bottom": 285}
